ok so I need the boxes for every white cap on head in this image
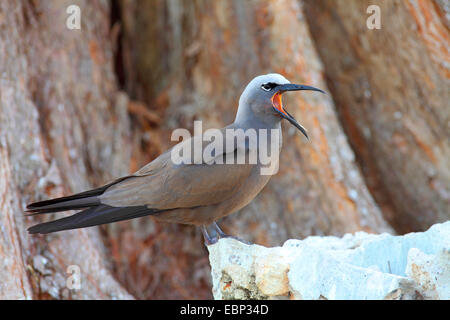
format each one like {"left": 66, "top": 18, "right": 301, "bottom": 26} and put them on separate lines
{"left": 239, "top": 73, "right": 290, "bottom": 105}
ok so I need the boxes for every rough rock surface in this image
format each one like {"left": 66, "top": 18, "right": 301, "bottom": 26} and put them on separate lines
{"left": 208, "top": 221, "right": 449, "bottom": 300}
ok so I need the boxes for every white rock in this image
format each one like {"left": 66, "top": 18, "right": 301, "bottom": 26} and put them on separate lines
{"left": 208, "top": 238, "right": 271, "bottom": 300}
{"left": 254, "top": 250, "right": 290, "bottom": 296}
{"left": 288, "top": 245, "right": 416, "bottom": 300}
{"left": 208, "top": 221, "right": 450, "bottom": 300}
{"left": 406, "top": 248, "right": 450, "bottom": 299}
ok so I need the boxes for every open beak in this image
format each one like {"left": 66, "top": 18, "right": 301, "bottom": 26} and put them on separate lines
{"left": 271, "top": 84, "right": 325, "bottom": 139}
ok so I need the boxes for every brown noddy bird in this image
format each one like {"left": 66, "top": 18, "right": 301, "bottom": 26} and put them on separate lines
{"left": 26, "top": 73, "right": 324, "bottom": 244}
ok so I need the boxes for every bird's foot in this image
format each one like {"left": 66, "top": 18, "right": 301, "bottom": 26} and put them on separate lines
{"left": 202, "top": 230, "right": 218, "bottom": 246}
{"left": 216, "top": 234, "right": 253, "bottom": 245}
{"left": 213, "top": 222, "right": 252, "bottom": 244}
{"left": 201, "top": 223, "right": 252, "bottom": 246}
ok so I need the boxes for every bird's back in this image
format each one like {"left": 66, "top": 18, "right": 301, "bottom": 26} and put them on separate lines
{"left": 100, "top": 123, "right": 282, "bottom": 220}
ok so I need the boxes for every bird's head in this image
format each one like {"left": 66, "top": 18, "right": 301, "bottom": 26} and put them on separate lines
{"left": 235, "top": 73, "right": 325, "bottom": 139}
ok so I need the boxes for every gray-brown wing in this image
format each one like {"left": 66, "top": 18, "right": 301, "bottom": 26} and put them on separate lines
{"left": 99, "top": 132, "right": 254, "bottom": 209}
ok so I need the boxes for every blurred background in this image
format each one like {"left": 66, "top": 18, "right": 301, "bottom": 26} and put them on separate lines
{"left": 0, "top": 0, "right": 448, "bottom": 299}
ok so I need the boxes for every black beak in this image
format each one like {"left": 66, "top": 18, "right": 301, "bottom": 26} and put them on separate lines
{"left": 273, "top": 107, "right": 310, "bottom": 139}
{"left": 272, "top": 83, "right": 325, "bottom": 140}
{"left": 275, "top": 83, "right": 326, "bottom": 94}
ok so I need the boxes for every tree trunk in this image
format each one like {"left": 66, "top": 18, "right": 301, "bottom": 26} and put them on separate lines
{"left": 111, "top": 0, "right": 392, "bottom": 299}
{"left": 304, "top": 0, "right": 450, "bottom": 233}
{"left": 0, "top": 0, "right": 132, "bottom": 299}
{"left": 5, "top": 0, "right": 439, "bottom": 301}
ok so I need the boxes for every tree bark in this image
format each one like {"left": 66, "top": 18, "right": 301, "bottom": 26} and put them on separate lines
{"left": 304, "top": 0, "right": 450, "bottom": 233}
{"left": 4, "top": 0, "right": 438, "bottom": 301}
{"left": 112, "top": 0, "right": 392, "bottom": 299}
{"left": 0, "top": 0, "right": 132, "bottom": 299}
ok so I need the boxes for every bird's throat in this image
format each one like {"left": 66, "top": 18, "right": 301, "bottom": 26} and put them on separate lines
{"left": 271, "top": 92, "right": 286, "bottom": 116}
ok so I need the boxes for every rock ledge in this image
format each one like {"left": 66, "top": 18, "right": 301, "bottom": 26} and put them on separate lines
{"left": 208, "top": 222, "right": 449, "bottom": 300}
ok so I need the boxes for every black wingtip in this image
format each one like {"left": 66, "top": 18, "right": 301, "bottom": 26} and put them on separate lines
{"left": 27, "top": 224, "right": 62, "bottom": 235}
{"left": 27, "top": 225, "right": 44, "bottom": 234}
{"left": 27, "top": 222, "right": 53, "bottom": 234}
{"left": 27, "top": 205, "right": 161, "bottom": 235}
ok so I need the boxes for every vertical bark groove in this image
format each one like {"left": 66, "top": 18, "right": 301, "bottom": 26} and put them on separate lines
{"left": 304, "top": 0, "right": 449, "bottom": 233}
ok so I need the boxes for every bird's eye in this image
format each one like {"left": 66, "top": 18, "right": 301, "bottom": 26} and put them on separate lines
{"left": 261, "top": 82, "right": 276, "bottom": 91}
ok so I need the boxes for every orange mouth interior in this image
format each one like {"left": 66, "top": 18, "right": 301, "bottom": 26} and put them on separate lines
{"left": 271, "top": 92, "right": 287, "bottom": 116}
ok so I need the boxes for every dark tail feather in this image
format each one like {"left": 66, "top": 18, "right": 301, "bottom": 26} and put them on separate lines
{"left": 28, "top": 205, "right": 160, "bottom": 234}
{"left": 26, "top": 176, "right": 133, "bottom": 214}
{"left": 26, "top": 196, "right": 100, "bottom": 215}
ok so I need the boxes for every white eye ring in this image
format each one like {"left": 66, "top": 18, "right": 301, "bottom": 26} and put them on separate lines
{"left": 261, "top": 84, "right": 272, "bottom": 91}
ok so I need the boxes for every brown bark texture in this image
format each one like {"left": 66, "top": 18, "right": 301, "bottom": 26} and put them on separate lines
{"left": 110, "top": 0, "right": 391, "bottom": 299}
{"left": 304, "top": 0, "right": 449, "bottom": 233}
{"left": 0, "top": 0, "right": 446, "bottom": 300}
{"left": 0, "top": 0, "right": 132, "bottom": 299}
